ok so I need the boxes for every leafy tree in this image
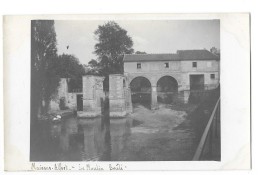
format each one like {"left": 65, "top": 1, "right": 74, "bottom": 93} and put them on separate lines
{"left": 31, "top": 20, "right": 60, "bottom": 119}
{"left": 210, "top": 47, "right": 220, "bottom": 56}
{"left": 88, "top": 59, "right": 99, "bottom": 69}
{"left": 57, "top": 54, "right": 85, "bottom": 78}
{"left": 87, "top": 59, "right": 100, "bottom": 75}
{"left": 93, "top": 21, "right": 134, "bottom": 76}
{"left": 56, "top": 54, "right": 85, "bottom": 92}
{"left": 135, "top": 51, "right": 147, "bottom": 54}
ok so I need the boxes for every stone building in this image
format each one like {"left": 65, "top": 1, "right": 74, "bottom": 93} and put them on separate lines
{"left": 123, "top": 49, "right": 220, "bottom": 109}
{"left": 49, "top": 78, "right": 83, "bottom": 112}
{"left": 49, "top": 49, "right": 220, "bottom": 116}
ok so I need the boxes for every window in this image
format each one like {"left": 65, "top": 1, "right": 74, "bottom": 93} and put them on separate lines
{"left": 192, "top": 62, "right": 197, "bottom": 68}
{"left": 137, "top": 63, "right": 141, "bottom": 69}
{"left": 210, "top": 74, "right": 215, "bottom": 79}
{"left": 164, "top": 62, "right": 169, "bottom": 68}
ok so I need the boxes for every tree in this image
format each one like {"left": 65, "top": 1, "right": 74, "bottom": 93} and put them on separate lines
{"left": 56, "top": 54, "right": 85, "bottom": 78}
{"left": 88, "top": 59, "right": 99, "bottom": 69}
{"left": 93, "top": 21, "right": 134, "bottom": 76}
{"left": 56, "top": 54, "right": 85, "bottom": 92}
{"left": 31, "top": 20, "right": 60, "bottom": 119}
{"left": 86, "top": 59, "right": 100, "bottom": 75}
{"left": 210, "top": 47, "right": 220, "bottom": 56}
{"left": 135, "top": 51, "right": 147, "bottom": 54}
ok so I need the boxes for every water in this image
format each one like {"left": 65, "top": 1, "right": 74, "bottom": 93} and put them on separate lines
{"left": 30, "top": 112, "right": 199, "bottom": 161}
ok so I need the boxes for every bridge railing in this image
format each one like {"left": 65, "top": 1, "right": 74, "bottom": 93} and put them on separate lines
{"left": 193, "top": 98, "right": 221, "bottom": 160}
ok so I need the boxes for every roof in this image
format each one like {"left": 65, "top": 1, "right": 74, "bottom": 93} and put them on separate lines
{"left": 123, "top": 53, "right": 180, "bottom": 62}
{"left": 177, "top": 50, "right": 220, "bottom": 61}
{"left": 123, "top": 50, "right": 220, "bottom": 62}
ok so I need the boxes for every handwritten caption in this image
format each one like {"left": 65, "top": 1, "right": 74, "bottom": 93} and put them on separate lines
{"left": 31, "top": 163, "right": 126, "bottom": 171}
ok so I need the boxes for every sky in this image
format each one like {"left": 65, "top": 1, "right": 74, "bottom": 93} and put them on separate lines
{"left": 55, "top": 20, "right": 220, "bottom": 65}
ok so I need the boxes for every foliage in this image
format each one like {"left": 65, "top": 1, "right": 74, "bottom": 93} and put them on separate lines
{"left": 67, "top": 78, "right": 82, "bottom": 92}
{"left": 210, "top": 47, "right": 220, "bottom": 56}
{"left": 31, "top": 20, "right": 87, "bottom": 122}
{"left": 87, "top": 59, "right": 100, "bottom": 75}
{"left": 93, "top": 21, "right": 134, "bottom": 76}
{"left": 55, "top": 54, "right": 85, "bottom": 92}
{"left": 135, "top": 51, "right": 147, "bottom": 54}
{"left": 56, "top": 54, "right": 85, "bottom": 78}
{"left": 31, "top": 20, "right": 60, "bottom": 116}
{"left": 55, "top": 54, "right": 86, "bottom": 92}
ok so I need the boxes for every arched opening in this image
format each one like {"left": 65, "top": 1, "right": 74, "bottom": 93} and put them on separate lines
{"left": 157, "top": 76, "right": 178, "bottom": 104}
{"left": 130, "top": 76, "right": 151, "bottom": 109}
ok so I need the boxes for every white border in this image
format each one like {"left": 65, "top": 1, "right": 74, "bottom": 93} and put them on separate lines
{"left": 3, "top": 14, "right": 250, "bottom": 171}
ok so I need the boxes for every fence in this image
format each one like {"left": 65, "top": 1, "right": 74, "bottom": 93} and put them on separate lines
{"left": 192, "top": 98, "right": 221, "bottom": 160}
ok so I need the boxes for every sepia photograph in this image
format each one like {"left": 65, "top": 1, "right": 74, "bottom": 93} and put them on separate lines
{"left": 30, "top": 19, "right": 221, "bottom": 162}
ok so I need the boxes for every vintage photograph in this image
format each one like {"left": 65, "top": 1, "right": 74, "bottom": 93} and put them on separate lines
{"left": 30, "top": 20, "right": 220, "bottom": 161}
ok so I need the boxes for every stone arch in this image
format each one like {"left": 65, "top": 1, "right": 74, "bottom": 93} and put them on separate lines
{"left": 129, "top": 76, "right": 152, "bottom": 109}
{"left": 155, "top": 74, "right": 181, "bottom": 87}
{"left": 156, "top": 75, "right": 179, "bottom": 104}
{"left": 128, "top": 75, "right": 152, "bottom": 87}
{"left": 157, "top": 75, "right": 178, "bottom": 92}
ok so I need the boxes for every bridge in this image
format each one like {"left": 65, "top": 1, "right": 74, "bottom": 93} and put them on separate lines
{"left": 49, "top": 49, "right": 219, "bottom": 118}
{"left": 123, "top": 50, "right": 220, "bottom": 109}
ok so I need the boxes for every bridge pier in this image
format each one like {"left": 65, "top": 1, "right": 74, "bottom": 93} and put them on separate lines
{"left": 151, "top": 86, "right": 158, "bottom": 110}
{"left": 178, "top": 90, "right": 190, "bottom": 104}
{"left": 109, "top": 74, "right": 127, "bottom": 117}
{"left": 79, "top": 75, "right": 105, "bottom": 117}
{"left": 183, "top": 90, "right": 190, "bottom": 103}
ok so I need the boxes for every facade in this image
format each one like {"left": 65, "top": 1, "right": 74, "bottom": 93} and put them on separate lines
{"left": 49, "top": 75, "right": 132, "bottom": 117}
{"left": 123, "top": 50, "right": 220, "bottom": 109}
{"left": 49, "top": 76, "right": 105, "bottom": 117}
{"left": 50, "top": 78, "right": 83, "bottom": 112}
{"left": 49, "top": 49, "right": 220, "bottom": 115}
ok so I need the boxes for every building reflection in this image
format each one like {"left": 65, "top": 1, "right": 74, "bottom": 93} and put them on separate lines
{"left": 110, "top": 118, "right": 129, "bottom": 160}
{"left": 50, "top": 123, "right": 61, "bottom": 139}
{"left": 79, "top": 118, "right": 98, "bottom": 160}
{"left": 51, "top": 116, "right": 132, "bottom": 161}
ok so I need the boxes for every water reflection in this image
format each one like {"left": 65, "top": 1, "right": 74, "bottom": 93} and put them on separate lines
{"left": 48, "top": 116, "right": 132, "bottom": 161}
{"left": 35, "top": 107, "right": 200, "bottom": 161}
{"left": 110, "top": 118, "right": 130, "bottom": 160}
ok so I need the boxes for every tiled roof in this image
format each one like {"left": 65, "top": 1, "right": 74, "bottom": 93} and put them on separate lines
{"left": 123, "top": 50, "right": 220, "bottom": 62}
{"left": 123, "top": 53, "right": 180, "bottom": 62}
{"left": 177, "top": 50, "right": 220, "bottom": 60}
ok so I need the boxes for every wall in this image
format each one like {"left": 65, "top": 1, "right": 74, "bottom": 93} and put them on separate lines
{"left": 49, "top": 78, "right": 82, "bottom": 112}
{"left": 180, "top": 60, "right": 219, "bottom": 72}
{"left": 124, "top": 60, "right": 220, "bottom": 90}
{"left": 67, "top": 92, "right": 82, "bottom": 110}
{"left": 49, "top": 78, "right": 68, "bottom": 112}
{"left": 124, "top": 61, "right": 180, "bottom": 73}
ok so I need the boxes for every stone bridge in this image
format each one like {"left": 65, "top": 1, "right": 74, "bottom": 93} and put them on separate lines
{"left": 125, "top": 72, "right": 189, "bottom": 109}
{"left": 50, "top": 50, "right": 220, "bottom": 117}
{"left": 123, "top": 50, "right": 220, "bottom": 109}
